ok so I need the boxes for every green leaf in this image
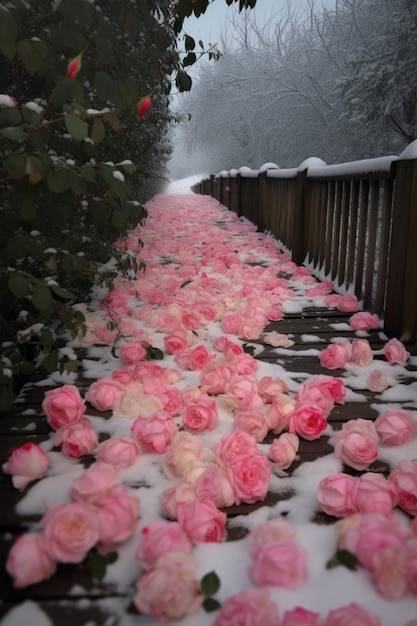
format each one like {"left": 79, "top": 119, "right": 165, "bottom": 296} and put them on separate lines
{"left": 80, "top": 165, "right": 96, "bottom": 182}
{"left": 21, "top": 197, "right": 37, "bottom": 221}
{"left": 0, "top": 7, "right": 18, "bottom": 59}
{"left": 0, "top": 386, "right": 14, "bottom": 413}
{"left": 146, "top": 345, "right": 164, "bottom": 361}
{"left": 175, "top": 70, "right": 192, "bottom": 92}
{"left": 39, "top": 327, "right": 55, "bottom": 348}
{"left": 4, "top": 154, "right": 26, "bottom": 179}
{"left": 51, "top": 285, "right": 74, "bottom": 300}
{"left": 91, "top": 117, "right": 105, "bottom": 143}
{"left": 202, "top": 597, "right": 222, "bottom": 613}
{"left": 0, "top": 108, "right": 22, "bottom": 127}
{"left": 32, "top": 284, "right": 53, "bottom": 311}
{"left": 0, "top": 127, "right": 24, "bottom": 141}
{"left": 42, "top": 350, "right": 59, "bottom": 373}
{"left": 200, "top": 571, "right": 221, "bottom": 596}
{"left": 6, "top": 235, "right": 30, "bottom": 259}
{"left": 88, "top": 550, "right": 118, "bottom": 581}
{"left": 183, "top": 52, "right": 197, "bottom": 67}
{"left": 111, "top": 209, "right": 126, "bottom": 230}
{"left": 65, "top": 114, "right": 88, "bottom": 141}
{"left": 180, "top": 280, "right": 192, "bottom": 288}
{"left": 242, "top": 343, "right": 255, "bottom": 356}
{"left": 94, "top": 71, "right": 119, "bottom": 101}
{"left": 8, "top": 274, "right": 30, "bottom": 299}
{"left": 337, "top": 549, "right": 357, "bottom": 571}
{"left": 184, "top": 34, "right": 195, "bottom": 51}
{"left": 17, "top": 39, "right": 48, "bottom": 75}
{"left": 47, "top": 171, "right": 69, "bottom": 193}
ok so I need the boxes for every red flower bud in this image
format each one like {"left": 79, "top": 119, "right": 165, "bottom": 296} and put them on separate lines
{"left": 67, "top": 53, "right": 83, "bottom": 80}
{"left": 137, "top": 95, "right": 152, "bottom": 118}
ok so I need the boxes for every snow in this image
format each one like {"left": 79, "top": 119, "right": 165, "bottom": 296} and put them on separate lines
{"left": 2, "top": 190, "right": 417, "bottom": 626}
{"left": 399, "top": 139, "right": 417, "bottom": 160}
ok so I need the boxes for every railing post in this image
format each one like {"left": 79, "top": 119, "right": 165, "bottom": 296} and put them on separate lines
{"left": 291, "top": 169, "right": 307, "bottom": 265}
{"left": 384, "top": 157, "right": 417, "bottom": 341}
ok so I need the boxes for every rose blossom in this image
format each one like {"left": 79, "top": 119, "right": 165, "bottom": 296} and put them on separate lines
{"left": 213, "top": 430, "right": 259, "bottom": 466}
{"left": 228, "top": 352, "right": 258, "bottom": 375}
{"left": 366, "top": 369, "right": 395, "bottom": 392}
{"left": 96, "top": 436, "right": 141, "bottom": 469}
{"left": 349, "top": 312, "right": 380, "bottom": 331}
{"left": 119, "top": 341, "right": 147, "bottom": 365}
{"left": 374, "top": 409, "right": 416, "bottom": 445}
{"left": 249, "top": 518, "right": 296, "bottom": 546}
{"left": 248, "top": 539, "right": 307, "bottom": 589}
{"left": 281, "top": 607, "right": 320, "bottom": 626}
{"left": 406, "top": 537, "right": 417, "bottom": 594}
{"left": 353, "top": 472, "right": 399, "bottom": 515}
{"left": 319, "top": 342, "right": 351, "bottom": 370}
{"left": 388, "top": 459, "right": 417, "bottom": 515}
{"left": 315, "top": 374, "right": 346, "bottom": 404}
{"left": 226, "top": 374, "right": 264, "bottom": 410}
{"left": 114, "top": 383, "right": 163, "bottom": 419}
{"left": 164, "top": 333, "right": 189, "bottom": 354}
{"left": 2, "top": 443, "right": 49, "bottom": 490}
{"left": 183, "top": 394, "right": 218, "bottom": 433}
{"left": 195, "top": 463, "right": 235, "bottom": 508}
{"left": 163, "top": 431, "right": 204, "bottom": 479}
{"left": 160, "top": 479, "right": 197, "bottom": 520}
{"left": 371, "top": 546, "right": 407, "bottom": 599}
{"left": 199, "top": 361, "right": 232, "bottom": 394}
{"left": 187, "top": 344, "right": 215, "bottom": 370}
{"left": 54, "top": 418, "right": 99, "bottom": 458}
{"left": 221, "top": 312, "right": 243, "bottom": 335}
{"left": 213, "top": 588, "right": 279, "bottom": 626}
{"left": 350, "top": 338, "right": 373, "bottom": 366}
{"left": 317, "top": 472, "right": 359, "bottom": 517}
{"left": 269, "top": 433, "right": 299, "bottom": 469}
{"left": 6, "top": 532, "right": 56, "bottom": 588}
{"left": 383, "top": 337, "right": 410, "bottom": 365}
{"left": 258, "top": 376, "right": 288, "bottom": 402}
{"left": 111, "top": 368, "right": 136, "bottom": 385}
{"left": 295, "top": 381, "right": 334, "bottom": 417}
{"left": 337, "top": 294, "right": 359, "bottom": 312}
{"left": 133, "top": 553, "right": 202, "bottom": 621}
{"left": 324, "top": 602, "right": 381, "bottom": 626}
{"left": 333, "top": 418, "right": 379, "bottom": 471}
{"left": 177, "top": 499, "right": 227, "bottom": 543}
{"left": 288, "top": 403, "right": 328, "bottom": 441}
{"left": 87, "top": 378, "right": 125, "bottom": 411}
{"left": 226, "top": 453, "right": 271, "bottom": 505}
{"left": 233, "top": 409, "right": 269, "bottom": 442}
{"left": 41, "top": 502, "right": 99, "bottom": 563}
{"left": 131, "top": 411, "right": 178, "bottom": 454}
{"left": 95, "top": 486, "right": 139, "bottom": 546}
{"left": 265, "top": 395, "right": 294, "bottom": 433}
{"left": 42, "top": 384, "right": 86, "bottom": 429}
{"left": 135, "top": 520, "right": 191, "bottom": 569}
{"left": 70, "top": 461, "right": 119, "bottom": 504}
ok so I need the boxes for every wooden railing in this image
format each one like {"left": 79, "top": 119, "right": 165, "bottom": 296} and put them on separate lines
{"left": 192, "top": 148, "right": 417, "bottom": 342}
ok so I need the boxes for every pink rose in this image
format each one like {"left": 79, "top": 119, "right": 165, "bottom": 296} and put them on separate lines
{"left": 388, "top": 459, "right": 417, "bottom": 515}
{"left": 188, "top": 344, "right": 215, "bottom": 370}
{"left": 265, "top": 395, "right": 294, "bottom": 433}
{"left": 295, "top": 381, "right": 334, "bottom": 417}
{"left": 248, "top": 539, "right": 307, "bottom": 589}
{"left": 70, "top": 461, "right": 119, "bottom": 504}
{"left": 317, "top": 473, "right": 359, "bottom": 517}
{"left": 114, "top": 384, "right": 163, "bottom": 419}
{"left": 163, "top": 333, "right": 189, "bottom": 354}
{"left": 288, "top": 403, "right": 328, "bottom": 441}
{"left": 258, "top": 376, "right": 288, "bottom": 402}
{"left": 181, "top": 311, "right": 201, "bottom": 330}
{"left": 269, "top": 433, "right": 299, "bottom": 469}
{"left": 324, "top": 602, "right": 381, "bottom": 626}
{"left": 337, "top": 294, "right": 359, "bottom": 312}
{"left": 213, "top": 430, "right": 259, "bottom": 466}
{"left": 95, "top": 486, "right": 139, "bottom": 546}
{"left": 200, "top": 361, "right": 232, "bottom": 394}
{"left": 2, "top": 443, "right": 49, "bottom": 490}
{"left": 120, "top": 341, "right": 147, "bottom": 365}
{"left": 333, "top": 418, "right": 379, "bottom": 471}
{"left": 350, "top": 338, "right": 373, "bottom": 366}
{"left": 177, "top": 499, "right": 227, "bottom": 543}
{"left": 133, "top": 553, "right": 202, "bottom": 621}
{"left": 374, "top": 409, "right": 416, "bottom": 445}
{"left": 349, "top": 312, "right": 380, "bottom": 331}
{"left": 96, "top": 436, "right": 141, "bottom": 469}
{"left": 353, "top": 473, "right": 399, "bottom": 515}
{"left": 249, "top": 518, "right": 296, "bottom": 546}
{"left": 135, "top": 520, "right": 191, "bottom": 569}
{"left": 54, "top": 418, "right": 99, "bottom": 458}
{"left": 221, "top": 312, "right": 243, "bottom": 334}
{"left": 406, "top": 538, "right": 417, "bottom": 594}
{"left": 371, "top": 546, "right": 407, "bottom": 599}
{"left": 366, "top": 369, "right": 394, "bottom": 392}
{"left": 315, "top": 375, "right": 346, "bottom": 404}
{"left": 42, "top": 384, "right": 86, "bottom": 429}
{"left": 226, "top": 453, "right": 271, "bottom": 505}
{"left": 160, "top": 479, "right": 197, "bottom": 520}
{"left": 282, "top": 607, "right": 320, "bottom": 626}
{"left": 226, "top": 375, "right": 263, "bottom": 410}
{"left": 131, "top": 411, "right": 178, "bottom": 453}
{"left": 213, "top": 588, "right": 279, "bottom": 626}
{"left": 87, "top": 378, "right": 125, "bottom": 411}
{"left": 383, "top": 337, "right": 410, "bottom": 365}
{"left": 319, "top": 342, "right": 350, "bottom": 370}
{"left": 6, "top": 532, "right": 56, "bottom": 588}
{"left": 41, "top": 502, "right": 99, "bottom": 563}
{"left": 233, "top": 409, "right": 269, "bottom": 442}
{"left": 160, "top": 386, "right": 184, "bottom": 416}
{"left": 195, "top": 463, "right": 235, "bottom": 508}
{"left": 228, "top": 352, "right": 258, "bottom": 375}
{"left": 163, "top": 431, "right": 204, "bottom": 479}
{"left": 111, "top": 368, "right": 136, "bottom": 385}
{"left": 183, "top": 394, "right": 218, "bottom": 433}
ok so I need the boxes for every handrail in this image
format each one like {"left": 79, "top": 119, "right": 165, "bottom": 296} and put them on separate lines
{"left": 191, "top": 145, "right": 417, "bottom": 342}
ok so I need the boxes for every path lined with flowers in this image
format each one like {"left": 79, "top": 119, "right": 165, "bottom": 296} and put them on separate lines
{"left": 1, "top": 193, "right": 417, "bottom": 626}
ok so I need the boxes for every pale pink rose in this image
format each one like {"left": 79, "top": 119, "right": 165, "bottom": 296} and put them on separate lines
{"left": 337, "top": 294, "right": 359, "bottom": 312}
{"left": 265, "top": 395, "right": 294, "bottom": 433}
{"left": 319, "top": 342, "right": 351, "bottom": 370}
{"left": 160, "top": 479, "right": 197, "bottom": 520}
{"left": 195, "top": 463, "right": 235, "bottom": 508}
{"left": 333, "top": 418, "right": 379, "bottom": 471}
{"left": 163, "top": 367, "right": 182, "bottom": 385}
{"left": 366, "top": 369, "right": 394, "bottom": 392}
{"left": 70, "top": 461, "right": 119, "bottom": 504}
{"left": 343, "top": 512, "right": 408, "bottom": 570}
{"left": 54, "top": 418, "right": 99, "bottom": 458}
{"left": 221, "top": 312, "right": 243, "bottom": 335}
{"left": 228, "top": 352, "right": 258, "bottom": 375}
{"left": 111, "top": 368, "right": 136, "bottom": 385}
{"left": 383, "top": 337, "right": 410, "bottom": 365}
{"left": 133, "top": 552, "right": 202, "bottom": 620}
{"left": 213, "top": 588, "right": 280, "bottom": 626}
{"left": 350, "top": 338, "right": 373, "bottom": 366}
{"left": 324, "top": 602, "right": 381, "bottom": 626}
{"left": 120, "top": 341, "right": 147, "bottom": 365}
{"left": 288, "top": 403, "right": 328, "bottom": 441}
{"left": 163, "top": 431, "right": 204, "bottom": 479}
{"left": 334, "top": 513, "right": 363, "bottom": 549}
{"left": 183, "top": 394, "right": 218, "bottom": 433}
{"left": 6, "top": 532, "right": 56, "bottom": 588}
{"left": 182, "top": 459, "right": 211, "bottom": 484}
{"left": 262, "top": 331, "right": 294, "bottom": 348}
{"left": 406, "top": 538, "right": 417, "bottom": 594}
{"left": 248, "top": 539, "right": 307, "bottom": 589}
{"left": 317, "top": 473, "right": 359, "bottom": 517}
{"left": 200, "top": 361, "right": 232, "bottom": 394}
{"left": 388, "top": 459, "right": 417, "bottom": 515}
{"left": 353, "top": 473, "right": 399, "bottom": 515}
{"left": 249, "top": 518, "right": 296, "bottom": 547}
{"left": 159, "top": 386, "right": 184, "bottom": 417}
{"left": 133, "top": 361, "right": 162, "bottom": 381}
{"left": 95, "top": 486, "right": 139, "bottom": 546}
{"left": 42, "top": 384, "right": 86, "bottom": 429}
{"left": 41, "top": 502, "right": 99, "bottom": 563}
{"left": 258, "top": 376, "right": 288, "bottom": 402}
{"left": 177, "top": 499, "right": 227, "bottom": 543}
{"left": 96, "top": 436, "right": 141, "bottom": 469}
{"left": 371, "top": 546, "right": 407, "bottom": 599}
{"left": 187, "top": 344, "right": 214, "bottom": 370}
{"left": 114, "top": 384, "right": 163, "bottom": 419}
{"left": 281, "top": 607, "right": 320, "bottom": 626}
{"left": 349, "top": 312, "right": 380, "bottom": 331}
{"left": 314, "top": 374, "right": 346, "bottom": 404}
{"left": 2, "top": 443, "right": 49, "bottom": 490}
{"left": 131, "top": 411, "right": 178, "bottom": 454}
{"left": 181, "top": 311, "right": 201, "bottom": 330}
{"left": 295, "top": 381, "right": 334, "bottom": 417}
{"left": 135, "top": 520, "right": 191, "bottom": 569}
{"left": 226, "top": 375, "right": 264, "bottom": 410}
{"left": 87, "top": 378, "right": 125, "bottom": 411}
{"left": 233, "top": 410, "right": 269, "bottom": 442}
{"left": 227, "top": 453, "right": 271, "bottom": 505}
{"left": 219, "top": 338, "right": 244, "bottom": 356}
{"left": 374, "top": 409, "right": 416, "bottom": 445}
{"left": 269, "top": 433, "right": 299, "bottom": 469}
{"left": 213, "top": 430, "right": 259, "bottom": 467}
{"left": 213, "top": 335, "right": 231, "bottom": 352}
{"left": 142, "top": 374, "right": 167, "bottom": 395}
{"left": 240, "top": 319, "right": 263, "bottom": 340}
